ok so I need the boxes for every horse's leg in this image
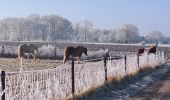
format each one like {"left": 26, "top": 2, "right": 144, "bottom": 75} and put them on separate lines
{"left": 27, "top": 55, "right": 30, "bottom": 63}
{"left": 35, "top": 54, "right": 39, "bottom": 62}
{"left": 77, "top": 57, "right": 80, "bottom": 64}
{"left": 17, "top": 52, "right": 21, "bottom": 61}
{"left": 34, "top": 54, "right": 36, "bottom": 61}
{"left": 63, "top": 56, "right": 67, "bottom": 64}
{"left": 17, "top": 55, "right": 20, "bottom": 61}
{"left": 34, "top": 50, "right": 38, "bottom": 61}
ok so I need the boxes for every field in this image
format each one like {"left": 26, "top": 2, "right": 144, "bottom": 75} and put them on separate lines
{"left": 0, "top": 42, "right": 114, "bottom": 72}
{"left": 0, "top": 41, "right": 169, "bottom": 72}
{"left": 0, "top": 41, "right": 170, "bottom": 58}
{"left": 0, "top": 58, "right": 63, "bottom": 72}
{"left": 0, "top": 41, "right": 168, "bottom": 100}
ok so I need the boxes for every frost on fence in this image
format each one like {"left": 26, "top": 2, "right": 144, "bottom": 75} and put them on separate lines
{"left": 4, "top": 60, "right": 105, "bottom": 100}
{"left": 74, "top": 61, "right": 105, "bottom": 94}
{"left": 139, "top": 52, "right": 165, "bottom": 68}
{"left": 107, "top": 58, "right": 125, "bottom": 78}
{"left": 5, "top": 63, "right": 72, "bottom": 100}
{"left": 126, "top": 54, "right": 138, "bottom": 74}
{"left": 107, "top": 52, "right": 165, "bottom": 80}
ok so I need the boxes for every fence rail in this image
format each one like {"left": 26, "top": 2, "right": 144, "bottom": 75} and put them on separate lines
{"left": 0, "top": 52, "right": 165, "bottom": 100}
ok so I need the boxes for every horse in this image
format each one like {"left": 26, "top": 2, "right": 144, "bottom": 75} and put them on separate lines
{"left": 137, "top": 48, "right": 146, "bottom": 56}
{"left": 18, "top": 44, "right": 38, "bottom": 61}
{"left": 137, "top": 43, "right": 158, "bottom": 56}
{"left": 146, "top": 44, "right": 157, "bottom": 54}
{"left": 63, "top": 46, "right": 87, "bottom": 64}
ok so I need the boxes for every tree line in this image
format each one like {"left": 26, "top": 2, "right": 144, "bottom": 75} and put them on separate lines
{"left": 0, "top": 14, "right": 169, "bottom": 44}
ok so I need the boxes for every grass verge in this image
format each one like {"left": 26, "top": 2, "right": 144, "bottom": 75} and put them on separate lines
{"left": 67, "top": 65, "right": 165, "bottom": 100}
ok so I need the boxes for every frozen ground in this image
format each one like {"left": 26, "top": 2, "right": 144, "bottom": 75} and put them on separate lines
{"left": 77, "top": 62, "right": 170, "bottom": 100}
{"left": 0, "top": 58, "right": 63, "bottom": 71}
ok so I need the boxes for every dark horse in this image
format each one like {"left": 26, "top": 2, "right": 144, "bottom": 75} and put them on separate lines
{"left": 146, "top": 44, "right": 157, "bottom": 54}
{"left": 137, "top": 44, "right": 157, "bottom": 56}
{"left": 63, "top": 46, "right": 87, "bottom": 64}
{"left": 18, "top": 44, "right": 38, "bottom": 60}
{"left": 137, "top": 48, "right": 146, "bottom": 56}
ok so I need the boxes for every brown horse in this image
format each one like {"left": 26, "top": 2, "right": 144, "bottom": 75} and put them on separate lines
{"left": 137, "top": 43, "right": 157, "bottom": 55}
{"left": 18, "top": 44, "right": 38, "bottom": 60}
{"left": 146, "top": 44, "right": 157, "bottom": 54}
{"left": 63, "top": 46, "right": 87, "bottom": 64}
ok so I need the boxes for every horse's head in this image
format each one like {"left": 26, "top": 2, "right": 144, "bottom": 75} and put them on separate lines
{"left": 29, "top": 44, "right": 38, "bottom": 54}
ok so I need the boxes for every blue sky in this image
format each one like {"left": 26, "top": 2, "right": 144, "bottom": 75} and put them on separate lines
{"left": 0, "top": 0, "right": 170, "bottom": 36}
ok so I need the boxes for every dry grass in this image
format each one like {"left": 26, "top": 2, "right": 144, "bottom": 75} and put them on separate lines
{"left": 0, "top": 58, "right": 63, "bottom": 72}
{"left": 67, "top": 65, "right": 161, "bottom": 100}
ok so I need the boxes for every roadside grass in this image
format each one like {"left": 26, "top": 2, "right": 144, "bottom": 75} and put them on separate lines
{"left": 67, "top": 65, "right": 165, "bottom": 100}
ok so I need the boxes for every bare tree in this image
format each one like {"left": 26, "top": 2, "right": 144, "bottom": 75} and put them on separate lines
{"left": 82, "top": 20, "right": 93, "bottom": 42}
{"left": 73, "top": 22, "right": 82, "bottom": 41}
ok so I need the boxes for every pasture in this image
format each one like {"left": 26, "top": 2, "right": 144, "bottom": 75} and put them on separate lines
{"left": 0, "top": 41, "right": 170, "bottom": 59}
{"left": 0, "top": 58, "right": 63, "bottom": 72}
{"left": 0, "top": 41, "right": 168, "bottom": 100}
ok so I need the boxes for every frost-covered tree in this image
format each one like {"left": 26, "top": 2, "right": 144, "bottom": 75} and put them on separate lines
{"left": 97, "top": 30, "right": 115, "bottom": 43}
{"left": 0, "top": 18, "right": 10, "bottom": 40}
{"left": 41, "top": 15, "right": 74, "bottom": 41}
{"left": 73, "top": 22, "right": 83, "bottom": 41}
{"left": 82, "top": 20, "right": 93, "bottom": 42}
{"left": 86, "top": 29, "right": 100, "bottom": 42}
{"left": 73, "top": 20, "right": 93, "bottom": 42}
{"left": 145, "top": 31, "right": 168, "bottom": 44}
{"left": 114, "top": 24, "right": 141, "bottom": 43}
{"left": 0, "top": 14, "right": 168, "bottom": 44}
{"left": 0, "top": 14, "right": 74, "bottom": 41}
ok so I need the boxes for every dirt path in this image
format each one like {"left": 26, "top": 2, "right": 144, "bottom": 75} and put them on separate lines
{"left": 129, "top": 67, "right": 170, "bottom": 100}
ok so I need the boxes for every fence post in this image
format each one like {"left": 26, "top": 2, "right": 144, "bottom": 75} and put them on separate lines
{"left": 104, "top": 57, "right": 107, "bottom": 81}
{"left": 1, "top": 70, "right": 5, "bottom": 100}
{"left": 137, "top": 54, "right": 139, "bottom": 68}
{"left": 124, "top": 55, "right": 127, "bottom": 71}
{"left": 71, "top": 60, "right": 75, "bottom": 97}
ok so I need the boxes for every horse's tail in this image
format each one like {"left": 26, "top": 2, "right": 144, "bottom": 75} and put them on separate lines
{"left": 63, "top": 47, "right": 68, "bottom": 64}
{"left": 18, "top": 45, "right": 21, "bottom": 59}
{"left": 18, "top": 44, "right": 24, "bottom": 59}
